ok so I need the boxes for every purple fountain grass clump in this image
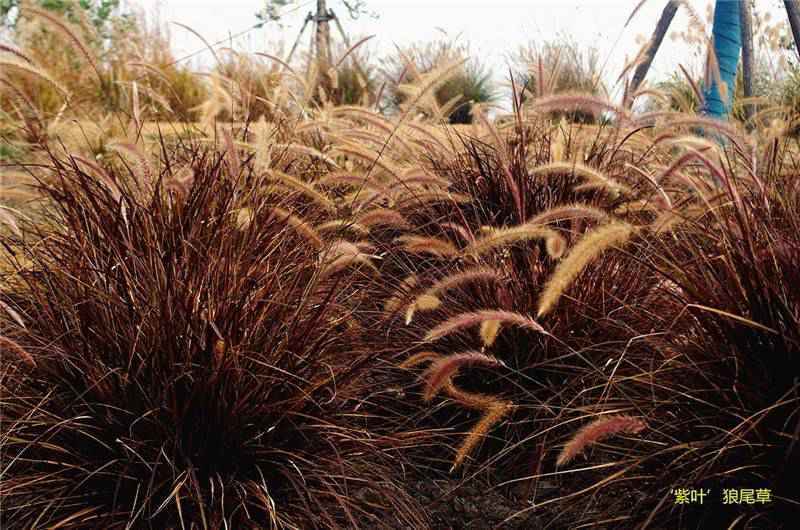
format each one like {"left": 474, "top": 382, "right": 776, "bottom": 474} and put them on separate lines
{"left": 0, "top": 148, "right": 425, "bottom": 529}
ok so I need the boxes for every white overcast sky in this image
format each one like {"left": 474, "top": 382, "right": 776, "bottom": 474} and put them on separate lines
{"left": 134, "top": 0, "right": 790, "bottom": 101}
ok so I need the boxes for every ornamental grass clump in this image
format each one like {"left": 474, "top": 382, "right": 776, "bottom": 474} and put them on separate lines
{"left": 0, "top": 147, "right": 424, "bottom": 529}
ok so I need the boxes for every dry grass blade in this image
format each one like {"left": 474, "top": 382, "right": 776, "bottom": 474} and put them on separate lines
{"left": 334, "top": 35, "right": 375, "bottom": 69}
{"left": 0, "top": 151, "right": 427, "bottom": 528}
{"left": 172, "top": 21, "right": 221, "bottom": 65}
{"left": 624, "top": 0, "right": 649, "bottom": 27}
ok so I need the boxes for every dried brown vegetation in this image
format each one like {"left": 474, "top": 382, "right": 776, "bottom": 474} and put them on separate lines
{"left": 0, "top": 148, "right": 425, "bottom": 529}
{"left": 2, "top": 4, "right": 799, "bottom": 529}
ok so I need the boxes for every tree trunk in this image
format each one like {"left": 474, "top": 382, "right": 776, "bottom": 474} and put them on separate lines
{"left": 629, "top": 0, "right": 679, "bottom": 102}
{"left": 740, "top": 0, "right": 755, "bottom": 124}
{"left": 702, "top": 0, "right": 742, "bottom": 120}
{"left": 785, "top": 1, "right": 800, "bottom": 59}
{"left": 316, "top": 0, "right": 331, "bottom": 74}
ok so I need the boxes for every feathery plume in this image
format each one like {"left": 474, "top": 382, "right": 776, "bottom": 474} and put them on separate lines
{"left": 0, "top": 58, "right": 69, "bottom": 96}
{"left": 396, "top": 235, "right": 459, "bottom": 258}
{"left": 334, "top": 143, "right": 404, "bottom": 182}
{"left": 107, "top": 142, "right": 153, "bottom": 184}
{"left": 239, "top": 141, "right": 338, "bottom": 168}
{"left": 440, "top": 222, "right": 475, "bottom": 244}
{"left": 479, "top": 320, "right": 502, "bottom": 347}
{"left": 396, "top": 190, "right": 471, "bottom": 208}
{"left": 21, "top": 6, "right": 101, "bottom": 80}
{"left": 0, "top": 335, "right": 36, "bottom": 368}
{"left": 406, "top": 268, "right": 503, "bottom": 324}
{"left": 425, "top": 310, "right": 546, "bottom": 342}
{"left": 463, "top": 223, "right": 565, "bottom": 259}
{"left": 0, "top": 43, "right": 33, "bottom": 64}
{"left": 442, "top": 380, "right": 501, "bottom": 411}
{"left": 422, "top": 351, "right": 503, "bottom": 401}
{"left": 316, "top": 220, "right": 370, "bottom": 237}
{"left": 71, "top": 155, "right": 122, "bottom": 201}
{"left": 268, "top": 207, "right": 323, "bottom": 248}
{"left": 320, "top": 252, "right": 377, "bottom": 278}
{"left": 545, "top": 234, "right": 567, "bottom": 259}
{"left": 267, "top": 170, "right": 336, "bottom": 212}
{"left": 391, "top": 168, "right": 451, "bottom": 191}
{"left": 426, "top": 267, "right": 502, "bottom": 298}
{"left": 236, "top": 208, "right": 254, "bottom": 230}
{"left": 404, "top": 294, "right": 441, "bottom": 325}
{"left": 452, "top": 401, "right": 514, "bottom": 471}
{"left": 318, "top": 172, "right": 385, "bottom": 192}
{"left": 530, "top": 93, "right": 631, "bottom": 122}
{"left": 0, "top": 300, "right": 26, "bottom": 328}
{"left": 0, "top": 205, "right": 22, "bottom": 237}
{"left": 556, "top": 415, "right": 646, "bottom": 466}
{"left": 528, "top": 203, "right": 610, "bottom": 226}
{"left": 320, "top": 240, "right": 377, "bottom": 278}
{"left": 538, "top": 222, "right": 635, "bottom": 317}
{"left": 222, "top": 126, "right": 241, "bottom": 178}
{"left": 384, "top": 274, "right": 418, "bottom": 313}
{"left": 399, "top": 351, "right": 442, "bottom": 369}
{"left": 531, "top": 161, "right": 631, "bottom": 196}
{"left": 397, "top": 58, "right": 468, "bottom": 116}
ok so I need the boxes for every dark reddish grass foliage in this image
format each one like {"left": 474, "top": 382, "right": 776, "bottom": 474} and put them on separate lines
{"left": 534, "top": 163, "right": 800, "bottom": 529}
{"left": 379, "top": 116, "right": 798, "bottom": 528}
{"left": 370, "top": 119, "right": 661, "bottom": 478}
{"left": 0, "top": 149, "right": 425, "bottom": 529}
{"left": 620, "top": 164, "right": 800, "bottom": 529}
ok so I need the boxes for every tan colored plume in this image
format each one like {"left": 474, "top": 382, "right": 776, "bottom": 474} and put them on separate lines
{"left": 538, "top": 222, "right": 635, "bottom": 317}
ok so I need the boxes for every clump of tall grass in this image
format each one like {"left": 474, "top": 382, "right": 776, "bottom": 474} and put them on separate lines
{"left": 380, "top": 36, "right": 497, "bottom": 123}
{"left": 375, "top": 96, "right": 664, "bottom": 478}
{"left": 511, "top": 34, "right": 605, "bottom": 123}
{"left": 0, "top": 146, "right": 425, "bottom": 529}
{"left": 611, "top": 151, "right": 800, "bottom": 528}
{"left": 393, "top": 90, "right": 799, "bottom": 528}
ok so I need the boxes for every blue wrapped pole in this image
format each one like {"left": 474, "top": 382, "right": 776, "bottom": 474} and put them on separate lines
{"left": 702, "top": 0, "right": 742, "bottom": 119}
